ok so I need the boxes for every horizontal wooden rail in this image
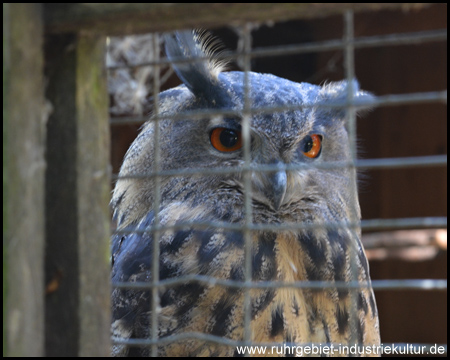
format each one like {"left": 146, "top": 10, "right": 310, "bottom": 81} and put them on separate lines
{"left": 44, "top": 3, "right": 433, "bottom": 36}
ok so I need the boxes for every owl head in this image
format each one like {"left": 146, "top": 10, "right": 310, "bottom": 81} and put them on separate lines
{"left": 112, "top": 30, "right": 374, "bottom": 228}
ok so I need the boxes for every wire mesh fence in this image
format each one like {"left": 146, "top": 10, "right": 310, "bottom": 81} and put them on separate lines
{"left": 4, "top": 3, "right": 446, "bottom": 358}
{"left": 109, "top": 8, "right": 446, "bottom": 357}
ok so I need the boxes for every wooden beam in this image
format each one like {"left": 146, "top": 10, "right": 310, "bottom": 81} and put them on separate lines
{"left": 4, "top": 3, "right": 46, "bottom": 356}
{"left": 44, "top": 32, "right": 110, "bottom": 356}
{"left": 363, "top": 229, "right": 447, "bottom": 261}
{"left": 44, "top": 3, "right": 433, "bottom": 36}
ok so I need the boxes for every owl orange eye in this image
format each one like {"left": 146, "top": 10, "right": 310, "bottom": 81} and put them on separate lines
{"left": 302, "top": 134, "right": 322, "bottom": 158}
{"left": 210, "top": 128, "right": 242, "bottom": 152}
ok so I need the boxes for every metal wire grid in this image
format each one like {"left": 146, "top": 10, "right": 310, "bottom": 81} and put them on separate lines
{"left": 110, "top": 10, "right": 447, "bottom": 356}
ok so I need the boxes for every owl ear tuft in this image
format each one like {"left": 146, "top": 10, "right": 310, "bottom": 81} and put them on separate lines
{"left": 317, "top": 79, "right": 375, "bottom": 120}
{"left": 164, "top": 30, "right": 227, "bottom": 99}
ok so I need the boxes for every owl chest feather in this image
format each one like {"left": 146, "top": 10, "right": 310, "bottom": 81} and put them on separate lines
{"left": 158, "top": 229, "right": 378, "bottom": 356}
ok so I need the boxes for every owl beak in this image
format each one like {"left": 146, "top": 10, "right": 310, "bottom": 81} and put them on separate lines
{"left": 267, "top": 170, "right": 287, "bottom": 210}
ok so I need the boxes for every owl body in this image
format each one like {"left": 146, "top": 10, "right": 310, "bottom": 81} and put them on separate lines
{"left": 111, "top": 31, "right": 380, "bottom": 356}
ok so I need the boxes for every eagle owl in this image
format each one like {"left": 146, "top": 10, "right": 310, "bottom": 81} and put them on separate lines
{"left": 111, "top": 30, "right": 380, "bottom": 356}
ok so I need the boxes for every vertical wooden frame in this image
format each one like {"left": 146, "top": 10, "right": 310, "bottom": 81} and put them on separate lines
{"left": 44, "top": 30, "right": 110, "bottom": 357}
{"left": 4, "top": 3, "right": 46, "bottom": 357}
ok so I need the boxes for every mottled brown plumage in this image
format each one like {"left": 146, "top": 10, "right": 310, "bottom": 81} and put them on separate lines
{"left": 111, "top": 30, "right": 380, "bottom": 356}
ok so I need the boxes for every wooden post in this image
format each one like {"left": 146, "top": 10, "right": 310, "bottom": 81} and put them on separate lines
{"left": 44, "top": 32, "right": 110, "bottom": 356}
{"left": 4, "top": 4, "right": 46, "bottom": 357}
